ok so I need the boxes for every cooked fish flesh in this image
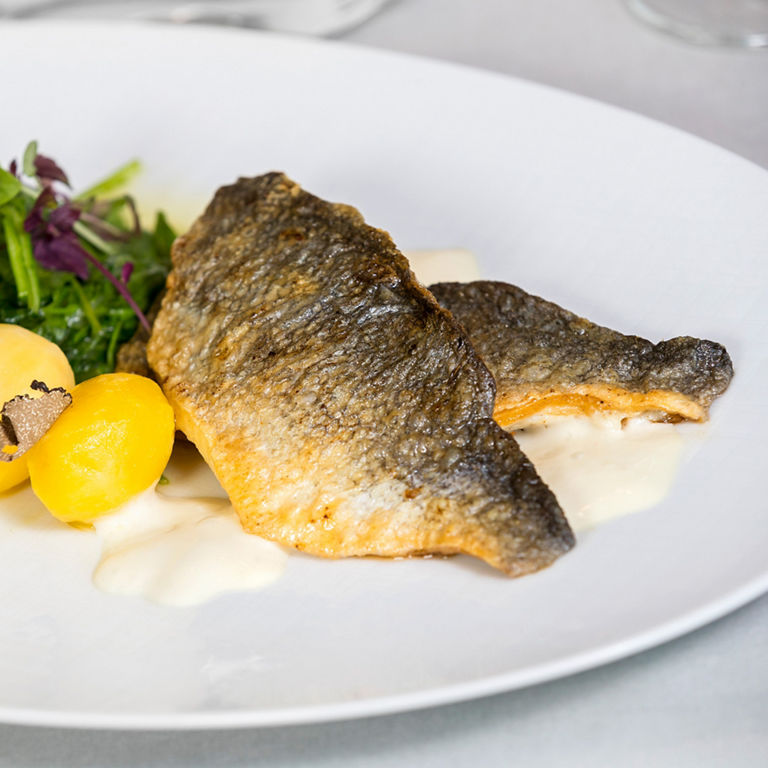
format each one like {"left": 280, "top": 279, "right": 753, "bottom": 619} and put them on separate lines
{"left": 429, "top": 281, "right": 733, "bottom": 429}
{"left": 146, "top": 174, "right": 574, "bottom": 576}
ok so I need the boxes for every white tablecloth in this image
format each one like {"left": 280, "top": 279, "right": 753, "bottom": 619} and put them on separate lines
{"left": 1, "top": 1, "right": 766, "bottom": 765}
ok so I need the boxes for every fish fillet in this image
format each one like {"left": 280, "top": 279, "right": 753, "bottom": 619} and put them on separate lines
{"left": 429, "top": 281, "right": 733, "bottom": 429}
{"left": 147, "top": 174, "right": 574, "bottom": 576}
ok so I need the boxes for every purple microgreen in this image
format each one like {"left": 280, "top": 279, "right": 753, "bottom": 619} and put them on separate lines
{"left": 11, "top": 142, "right": 153, "bottom": 334}
{"left": 24, "top": 191, "right": 88, "bottom": 280}
{"left": 9, "top": 159, "right": 18, "bottom": 177}
{"left": 121, "top": 261, "right": 134, "bottom": 284}
{"left": 34, "top": 154, "right": 70, "bottom": 187}
{"left": 23, "top": 187, "right": 56, "bottom": 234}
{"left": 80, "top": 249, "right": 150, "bottom": 333}
{"left": 32, "top": 231, "right": 89, "bottom": 280}
{"left": 48, "top": 202, "right": 81, "bottom": 233}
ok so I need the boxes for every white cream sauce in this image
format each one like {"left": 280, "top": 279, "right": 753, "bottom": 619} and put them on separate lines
{"left": 91, "top": 443, "right": 287, "bottom": 606}
{"left": 406, "top": 248, "right": 482, "bottom": 285}
{"left": 515, "top": 415, "right": 685, "bottom": 532}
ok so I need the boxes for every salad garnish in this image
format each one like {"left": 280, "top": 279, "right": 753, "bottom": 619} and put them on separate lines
{"left": 0, "top": 142, "right": 174, "bottom": 381}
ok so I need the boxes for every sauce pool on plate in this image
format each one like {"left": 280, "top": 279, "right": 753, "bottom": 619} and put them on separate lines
{"left": 91, "top": 442, "right": 287, "bottom": 606}
{"left": 514, "top": 416, "right": 685, "bottom": 532}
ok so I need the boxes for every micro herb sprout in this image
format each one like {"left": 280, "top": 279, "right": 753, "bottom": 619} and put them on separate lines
{"left": 0, "top": 142, "right": 175, "bottom": 381}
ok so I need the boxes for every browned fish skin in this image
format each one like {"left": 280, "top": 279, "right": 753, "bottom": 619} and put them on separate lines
{"left": 429, "top": 281, "right": 734, "bottom": 426}
{"left": 147, "top": 173, "right": 574, "bottom": 576}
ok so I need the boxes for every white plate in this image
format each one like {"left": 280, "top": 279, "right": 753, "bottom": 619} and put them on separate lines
{"left": 0, "top": 21, "right": 767, "bottom": 730}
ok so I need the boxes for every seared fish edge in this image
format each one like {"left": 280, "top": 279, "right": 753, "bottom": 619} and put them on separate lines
{"left": 430, "top": 281, "right": 733, "bottom": 428}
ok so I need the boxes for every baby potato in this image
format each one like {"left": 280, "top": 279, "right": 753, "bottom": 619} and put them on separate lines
{"left": 0, "top": 457, "right": 31, "bottom": 495}
{"left": 0, "top": 324, "right": 76, "bottom": 493}
{"left": 27, "top": 373, "right": 175, "bottom": 523}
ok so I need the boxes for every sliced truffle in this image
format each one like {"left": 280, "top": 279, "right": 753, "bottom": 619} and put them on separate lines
{"left": 0, "top": 380, "right": 72, "bottom": 461}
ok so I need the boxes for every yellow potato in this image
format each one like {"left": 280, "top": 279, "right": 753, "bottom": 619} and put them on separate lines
{"left": 0, "top": 456, "right": 31, "bottom": 494}
{"left": 0, "top": 324, "right": 76, "bottom": 493}
{"left": 27, "top": 373, "right": 175, "bottom": 523}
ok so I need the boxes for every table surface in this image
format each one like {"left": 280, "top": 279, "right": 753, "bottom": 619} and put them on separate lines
{"left": 2, "top": 1, "right": 767, "bottom": 766}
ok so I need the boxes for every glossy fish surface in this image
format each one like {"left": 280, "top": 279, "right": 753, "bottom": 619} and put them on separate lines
{"left": 429, "top": 281, "right": 733, "bottom": 428}
{"left": 147, "top": 174, "right": 574, "bottom": 576}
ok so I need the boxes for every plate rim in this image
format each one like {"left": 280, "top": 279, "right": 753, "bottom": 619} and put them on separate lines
{"left": 4, "top": 17, "right": 768, "bottom": 178}
{"left": 0, "top": 574, "right": 766, "bottom": 730}
{"left": 1, "top": 19, "right": 767, "bottom": 731}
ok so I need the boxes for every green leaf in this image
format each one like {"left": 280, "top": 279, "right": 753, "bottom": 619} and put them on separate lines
{"left": 18, "top": 222, "right": 40, "bottom": 312}
{"left": 22, "top": 140, "right": 38, "bottom": 177}
{"left": 0, "top": 144, "right": 174, "bottom": 382}
{"left": 67, "top": 274, "right": 101, "bottom": 335}
{"left": 2, "top": 213, "right": 29, "bottom": 303}
{"left": 0, "top": 168, "right": 21, "bottom": 206}
{"left": 76, "top": 159, "right": 142, "bottom": 201}
{"left": 151, "top": 211, "right": 176, "bottom": 255}
{"left": 73, "top": 220, "right": 119, "bottom": 256}
{"left": 1, "top": 203, "right": 41, "bottom": 313}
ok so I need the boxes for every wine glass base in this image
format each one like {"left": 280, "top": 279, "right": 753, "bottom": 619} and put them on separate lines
{"left": 625, "top": 0, "right": 768, "bottom": 48}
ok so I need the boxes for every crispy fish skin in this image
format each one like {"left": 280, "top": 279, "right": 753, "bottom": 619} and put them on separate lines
{"left": 429, "top": 281, "right": 733, "bottom": 428}
{"left": 147, "top": 173, "right": 574, "bottom": 577}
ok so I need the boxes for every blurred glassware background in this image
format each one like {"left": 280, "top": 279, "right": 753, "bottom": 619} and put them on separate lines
{"left": 625, "top": 0, "right": 768, "bottom": 47}
{"left": 0, "top": 0, "right": 392, "bottom": 35}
